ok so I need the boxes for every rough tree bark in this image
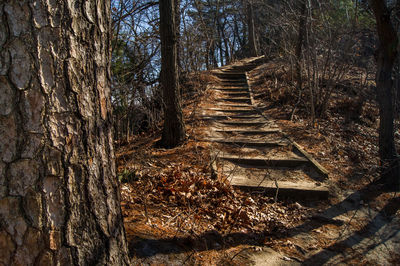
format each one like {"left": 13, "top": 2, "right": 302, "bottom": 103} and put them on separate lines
{"left": 370, "top": 0, "right": 400, "bottom": 190}
{"left": 159, "top": 0, "right": 186, "bottom": 148}
{"left": 0, "top": 1, "right": 130, "bottom": 264}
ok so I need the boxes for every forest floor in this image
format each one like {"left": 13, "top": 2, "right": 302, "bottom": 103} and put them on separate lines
{"left": 116, "top": 58, "right": 400, "bottom": 265}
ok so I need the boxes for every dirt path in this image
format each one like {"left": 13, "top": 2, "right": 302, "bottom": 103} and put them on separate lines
{"left": 196, "top": 57, "right": 400, "bottom": 265}
{"left": 200, "top": 57, "right": 329, "bottom": 199}
{"left": 120, "top": 58, "right": 400, "bottom": 265}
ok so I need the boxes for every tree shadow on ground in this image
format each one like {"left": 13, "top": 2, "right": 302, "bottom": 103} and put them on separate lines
{"left": 129, "top": 230, "right": 267, "bottom": 258}
{"left": 302, "top": 194, "right": 400, "bottom": 265}
{"left": 128, "top": 183, "right": 400, "bottom": 263}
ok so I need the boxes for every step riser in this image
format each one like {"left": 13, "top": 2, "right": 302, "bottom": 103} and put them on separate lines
{"left": 216, "top": 130, "right": 280, "bottom": 135}
{"left": 216, "top": 104, "right": 253, "bottom": 108}
{"left": 212, "top": 110, "right": 258, "bottom": 114}
{"left": 224, "top": 93, "right": 250, "bottom": 97}
{"left": 235, "top": 186, "right": 329, "bottom": 199}
{"left": 222, "top": 157, "right": 309, "bottom": 168}
{"left": 220, "top": 84, "right": 248, "bottom": 88}
{"left": 216, "top": 90, "right": 249, "bottom": 93}
{"left": 220, "top": 98, "right": 251, "bottom": 104}
{"left": 202, "top": 116, "right": 262, "bottom": 120}
{"left": 216, "top": 75, "right": 246, "bottom": 80}
{"left": 215, "top": 141, "right": 287, "bottom": 147}
{"left": 221, "top": 80, "right": 247, "bottom": 83}
{"left": 221, "top": 83, "right": 248, "bottom": 87}
{"left": 202, "top": 116, "right": 262, "bottom": 121}
{"left": 220, "top": 122, "right": 266, "bottom": 127}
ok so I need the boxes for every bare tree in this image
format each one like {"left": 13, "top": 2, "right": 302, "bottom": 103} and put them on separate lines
{"left": 0, "top": 1, "right": 129, "bottom": 264}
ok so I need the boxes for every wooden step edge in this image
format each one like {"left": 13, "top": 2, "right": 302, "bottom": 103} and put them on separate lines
{"left": 293, "top": 141, "right": 329, "bottom": 178}
{"left": 282, "top": 134, "right": 329, "bottom": 179}
{"left": 219, "top": 156, "right": 309, "bottom": 167}
{"left": 220, "top": 121, "right": 267, "bottom": 125}
{"left": 221, "top": 93, "right": 251, "bottom": 96}
{"left": 200, "top": 115, "right": 262, "bottom": 119}
{"left": 207, "top": 109, "right": 258, "bottom": 113}
{"left": 200, "top": 116, "right": 262, "bottom": 121}
{"left": 246, "top": 92, "right": 329, "bottom": 179}
{"left": 219, "top": 98, "right": 252, "bottom": 102}
{"left": 218, "top": 84, "right": 249, "bottom": 88}
{"left": 214, "top": 88, "right": 249, "bottom": 91}
{"left": 219, "top": 97, "right": 251, "bottom": 100}
{"left": 219, "top": 80, "right": 247, "bottom": 83}
{"left": 209, "top": 139, "right": 288, "bottom": 147}
{"left": 231, "top": 180, "right": 329, "bottom": 199}
{"left": 215, "top": 129, "right": 281, "bottom": 134}
{"left": 215, "top": 104, "right": 253, "bottom": 107}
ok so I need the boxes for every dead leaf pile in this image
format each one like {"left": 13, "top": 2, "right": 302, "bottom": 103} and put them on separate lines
{"left": 120, "top": 155, "right": 309, "bottom": 238}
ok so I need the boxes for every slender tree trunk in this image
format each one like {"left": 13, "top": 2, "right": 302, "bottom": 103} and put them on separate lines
{"left": 205, "top": 41, "right": 210, "bottom": 70}
{"left": 291, "top": 0, "right": 307, "bottom": 120}
{"left": 0, "top": 1, "right": 130, "bottom": 265}
{"left": 210, "top": 40, "right": 218, "bottom": 67}
{"left": 296, "top": 0, "right": 307, "bottom": 92}
{"left": 217, "top": 18, "right": 230, "bottom": 65}
{"left": 159, "top": 0, "right": 186, "bottom": 148}
{"left": 218, "top": 39, "right": 224, "bottom": 66}
{"left": 174, "top": 0, "right": 182, "bottom": 76}
{"left": 247, "top": 0, "right": 258, "bottom": 57}
{"left": 234, "top": 19, "right": 244, "bottom": 49}
{"left": 370, "top": 0, "right": 400, "bottom": 190}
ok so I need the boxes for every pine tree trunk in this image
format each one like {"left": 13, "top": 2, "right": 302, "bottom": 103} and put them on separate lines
{"left": 159, "top": 0, "right": 186, "bottom": 148}
{"left": 0, "top": 1, "right": 130, "bottom": 264}
{"left": 370, "top": 0, "right": 400, "bottom": 190}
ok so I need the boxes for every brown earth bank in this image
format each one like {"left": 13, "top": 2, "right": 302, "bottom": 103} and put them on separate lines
{"left": 116, "top": 59, "right": 400, "bottom": 265}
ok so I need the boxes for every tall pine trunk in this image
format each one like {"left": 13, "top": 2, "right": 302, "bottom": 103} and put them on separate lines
{"left": 370, "top": 0, "right": 400, "bottom": 190}
{"left": 159, "top": 0, "right": 186, "bottom": 148}
{"left": 0, "top": 1, "right": 129, "bottom": 264}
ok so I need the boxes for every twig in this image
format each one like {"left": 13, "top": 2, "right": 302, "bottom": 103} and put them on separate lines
{"left": 274, "top": 177, "right": 279, "bottom": 203}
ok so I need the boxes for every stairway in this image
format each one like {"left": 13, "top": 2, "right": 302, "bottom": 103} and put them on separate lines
{"left": 200, "top": 57, "right": 329, "bottom": 199}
